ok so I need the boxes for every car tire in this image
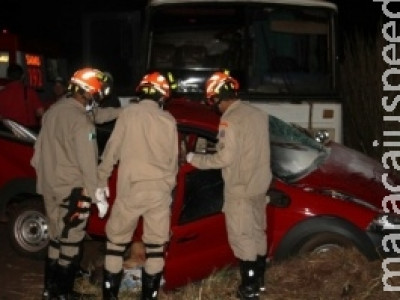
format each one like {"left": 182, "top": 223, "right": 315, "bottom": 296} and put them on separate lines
{"left": 274, "top": 216, "right": 378, "bottom": 261}
{"left": 7, "top": 200, "right": 49, "bottom": 260}
{"left": 297, "top": 232, "right": 353, "bottom": 255}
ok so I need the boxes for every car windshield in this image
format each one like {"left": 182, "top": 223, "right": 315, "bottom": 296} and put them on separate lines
{"left": 269, "top": 115, "right": 329, "bottom": 182}
{"left": 148, "top": 3, "right": 335, "bottom": 97}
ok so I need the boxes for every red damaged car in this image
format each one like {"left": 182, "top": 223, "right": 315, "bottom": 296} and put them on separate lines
{"left": 0, "top": 98, "right": 398, "bottom": 290}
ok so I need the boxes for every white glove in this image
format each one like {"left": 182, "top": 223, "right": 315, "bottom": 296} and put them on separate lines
{"left": 95, "top": 187, "right": 110, "bottom": 218}
{"left": 186, "top": 152, "right": 194, "bottom": 163}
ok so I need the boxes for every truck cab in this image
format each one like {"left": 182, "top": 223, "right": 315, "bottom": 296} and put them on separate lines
{"left": 0, "top": 29, "right": 68, "bottom": 101}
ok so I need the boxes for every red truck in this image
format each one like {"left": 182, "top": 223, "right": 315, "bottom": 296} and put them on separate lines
{"left": 0, "top": 29, "right": 67, "bottom": 100}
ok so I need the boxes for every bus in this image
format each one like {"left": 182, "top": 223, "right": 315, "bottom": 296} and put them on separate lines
{"left": 83, "top": 0, "right": 342, "bottom": 142}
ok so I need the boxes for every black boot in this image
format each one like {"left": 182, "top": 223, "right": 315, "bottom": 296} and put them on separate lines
{"left": 256, "top": 255, "right": 267, "bottom": 293}
{"left": 141, "top": 269, "right": 162, "bottom": 300}
{"left": 102, "top": 269, "right": 123, "bottom": 300}
{"left": 236, "top": 260, "right": 259, "bottom": 300}
{"left": 55, "top": 263, "right": 76, "bottom": 300}
{"left": 42, "top": 257, "right": 58, "bottom": 300}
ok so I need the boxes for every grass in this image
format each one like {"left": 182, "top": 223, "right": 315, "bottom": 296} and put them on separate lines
{"left": 73, "top": 247, "right": 400, "bottom": 300}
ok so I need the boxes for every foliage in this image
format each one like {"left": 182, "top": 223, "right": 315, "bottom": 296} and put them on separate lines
{"left": 340, "top": 20, "right": 394, "bottom": 162}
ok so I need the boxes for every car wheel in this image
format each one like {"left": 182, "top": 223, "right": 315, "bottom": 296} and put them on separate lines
{"left": 297, "top": 232, "right": 353, "bottom": 255}
{"left": 7, "top": 200, "right": 49, "bottom": 260}
{"left": 274, "top": 217, "right": 378, "bottom": 261}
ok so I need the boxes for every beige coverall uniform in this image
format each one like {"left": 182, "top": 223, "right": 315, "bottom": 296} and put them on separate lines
{"left": 97, "top": 99, "right": 178, "bottom": 275}
{"left": 31, "top": 97, "right": 121, "bottom": 265}
{"left": 190, "top": 100, "right": 271, "bottom": 261}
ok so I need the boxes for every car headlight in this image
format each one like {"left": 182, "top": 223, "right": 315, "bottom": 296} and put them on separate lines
{"left": 314, "top": 129, "right": 330, "bottom": 144}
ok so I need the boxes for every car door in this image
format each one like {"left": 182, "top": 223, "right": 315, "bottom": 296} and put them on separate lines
{"left": 163, "top": 129, "right": 236, "bottom": 290}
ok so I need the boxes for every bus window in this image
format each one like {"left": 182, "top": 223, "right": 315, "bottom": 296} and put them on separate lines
{"left": 249, "top": 7, "right": 332, "bottom": 94}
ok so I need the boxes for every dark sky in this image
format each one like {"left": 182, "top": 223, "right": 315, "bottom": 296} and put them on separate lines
{"left": 336, "top": 0, "right": 383, "bottom": 36}
{"left": 0, "top": 1, "right": 146, "bottom": 45}
{"left": 0, "top": 0, "right": 146, "bottom": 68}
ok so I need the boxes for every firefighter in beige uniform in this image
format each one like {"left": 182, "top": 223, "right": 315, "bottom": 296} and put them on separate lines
{"left": 31, "top": 68, "right": 121, "bottom": 299}
{"left": 95, "top": 71, "right": 178, "bottom": 299}
{"left": 186, "top": 71, "right": 271, "bottom": 300}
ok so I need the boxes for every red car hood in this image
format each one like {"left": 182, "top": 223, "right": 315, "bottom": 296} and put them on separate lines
{"left": 297, "top": 141, "right": 397, "bottom": 208}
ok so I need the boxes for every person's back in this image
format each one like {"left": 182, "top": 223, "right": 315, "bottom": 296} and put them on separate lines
{"left": 221, "top": 101, "right": 271, "bottom": 197}
{"left": 0, "top": 63, "right": 44, "bottom": 128}
{"left": 116, "top": 100, "right": 177, "bottom": 189}
{"left": 96, "top": 71, "right": 121, "bottom": 153}
{"left": 98, "top": 72, "right": 121, "bottom": 108}
{"left": 34, "top": 96, "right": 98, "bottom": 198}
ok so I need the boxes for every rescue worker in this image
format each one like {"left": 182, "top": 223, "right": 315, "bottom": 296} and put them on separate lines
{"left": 31, "top": 67, "right": 122, "bottom": 299}
{"left": 186, "top": 71, "right": 272, "bottom": 300}
{"left": 95, "top": 71, "right": 178, "bottom": 299}
{"left": 43, "top": 76, "right": 68, "bottom": 110}
{"left": 96, "top": 71, "right": 121, "bottom": 153}
{"left": 99, "top": 71, "right": 121, "bottom": 108}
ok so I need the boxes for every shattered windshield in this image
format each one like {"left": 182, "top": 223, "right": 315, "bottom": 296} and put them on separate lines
{"left": 269, "top": 115, "right": 329, "bottom": 182}
{"left": 148, "top": 3, "right": 335, "bottom": 96}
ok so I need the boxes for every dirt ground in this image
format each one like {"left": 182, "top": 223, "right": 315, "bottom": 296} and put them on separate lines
{"left": 0, "top": 223, "right": 104, "bottom": 300}
{"left": 0, "top": 222, "right": 43, "bottom": 300}
{"left": 2, "top": 221, "right": 400, "bottom": 300}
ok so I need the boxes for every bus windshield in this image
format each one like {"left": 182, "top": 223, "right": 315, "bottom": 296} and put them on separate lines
{"left": 148, "top": 3, "right": 336, "bottom": 97}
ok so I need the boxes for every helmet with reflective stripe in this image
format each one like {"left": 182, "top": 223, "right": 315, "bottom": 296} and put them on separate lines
{"left": 205, "top": 70, "right": 239, "bottom": 106}
{"left": 136, "top": 71, "right": 176, "bottom": 102}
{"left": 69, "top": 68, "right": 110, "bottom": 102}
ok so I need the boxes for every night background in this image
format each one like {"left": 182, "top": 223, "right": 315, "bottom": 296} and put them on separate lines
{"left": 0, "top": 0, "right": 146, "bottom": 70}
